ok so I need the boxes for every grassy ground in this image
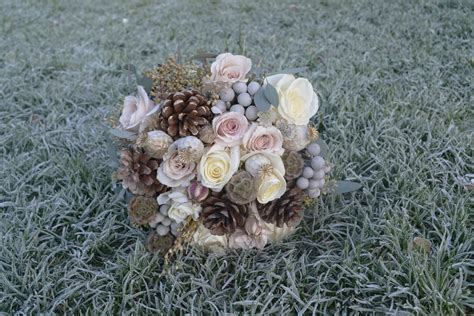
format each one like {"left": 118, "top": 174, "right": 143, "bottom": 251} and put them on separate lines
{"left": 1, "top": 0, "right": 473, "bottom": 314}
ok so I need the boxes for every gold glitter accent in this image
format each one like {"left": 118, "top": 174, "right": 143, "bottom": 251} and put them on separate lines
{"left": 259, "top": 164, "right": 274, "bottom": 179}
{"left": 161, "top": 217, "right": 199, "bottom": 276}
{"left": 303, "top": 196, "right": 316, "bottom": 208}
{"left": 307, "top": 126, "right": 319, "bottom": 141}
{"left": 177, "top": 148, "right": 194, "bottom": 164}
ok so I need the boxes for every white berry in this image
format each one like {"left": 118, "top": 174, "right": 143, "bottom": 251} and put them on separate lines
{"left": 307, "top": 143, "right": 321, "bottom": 156}
{"left": 312, "top": 170, "right": 325, "bottom": 180}
{"left": 237, "top": 93, "right": 252, "bottom": 107}
{"left": 161, "top": 217, "right": 171, "bottom": 226}
{"left": 302, "top": 167, "right": 314, "bottom": 178}
{"left": 159, "top": 204, "right": 169, "bottom": 215}
{"left": 245, "top": 106, "right": 258, "bottom": 121}
{"left": 230, "top": 104, "right": 245, "bottom": 115}
{"left": 307, "top": 188, "right": 321, "bottom": 198}
{"left": 296, "top": 177, "right": 309, "bottom": 189}
{"left": 156, "top": 224, "right": 170, "bottom": 236}
{"left": 324, "top": 165, "right": 331, "bottom": 173}
{"left": 247, "top": 81, "right": 261, "bottom": 95}
{"left": 232, "top": 81, "right": 247, "bottom": 94}
{"left": 308, "top": 179, "right": 320, "bottom": 189}
{"left": 311, "top": 156, "right": 325, "bottom": 170}
{"left": 219, "top": 88, "right": 235, "bottom": 102}
{"left": 148, "top": 213, "right": 164, "bottom": 228}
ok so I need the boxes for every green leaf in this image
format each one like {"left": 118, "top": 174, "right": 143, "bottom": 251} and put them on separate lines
{"left": 109, "top": 128, "right": 137, "bottom": 141}
{"left": 278, "top": 66, "right": 308, "bottom": 74}
{"left": 105, "top": 137, "right": 119, "bottom": 168}
{"left": 334, "top": 181, "right": 362, "bottom": 194}
{"left": 263, "top": 82, "right": 279, "bottom": 107}
{"left": 315, "top": 139, "right": 329, "bottom": 158}
{"left": 413, "top": 237, "right": 431, "bottom": 253}
{"left": 253, "top": 87, "right": 271, "bottom": 112}
{"left": 137, "top": 75, "right": 153, "bottom": 95}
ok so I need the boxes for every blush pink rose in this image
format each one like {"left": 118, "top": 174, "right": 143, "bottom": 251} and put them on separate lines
{"left": 212, "top": 112, "right": 249, "bottom": 146}
{"left": 242, "top": 123, "right": 284, "bottom": 155}
{"left": 210, "top": 53, "right": 252, "bottom": 83}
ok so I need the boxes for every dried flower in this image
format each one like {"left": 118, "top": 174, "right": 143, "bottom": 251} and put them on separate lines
{"left": 128, "top": 195, "right": 159, "bottom": 226}
{"left": 145, "top": 231, "right": 175, "bottom": 255}
{"left": 276, "top": 120, "right": 312, "bottom": 151}
{"left": 225, "top": 170, "right": 257, "bottom": 205}
{"left": 282, "top": 151, "right": 304, "bottom": 180}
{"left": 141, "top": 130, "right": 173, "bottom": 159}
{"left": 187, "top": 181, "right": 209, "bottom": 202}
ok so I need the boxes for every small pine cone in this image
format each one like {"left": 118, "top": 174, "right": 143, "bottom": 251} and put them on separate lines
{"left": 201, "top": 191, "right": 249, "bottom": 236}
{"left": 128, "top": 195, "right": 159, "bottom": 226}
{"left": 257, "top": 185, "right": 304, "bottom": 228}
{"left": 158, "top": 90, "right": 213, "bottom": 139}
{"left": 282, "top": 151, "right": 304, "bottom": 180}
{"left": 116, "top": 147, "right": 167, "bottom": 197}
{"left": 145, "top": 231, "right": 175, "bottom": 255}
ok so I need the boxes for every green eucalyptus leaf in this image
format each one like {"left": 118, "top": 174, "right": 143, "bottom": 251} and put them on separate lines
{"left": 105, "top": 138, "right": 119, "bottom": 168}
{"left": 334, "top": 181, "right": 362, "bottom": 194}
{"left": 137, "top": 75, "right": 153, "bottom": 94}
{"left": 315, "top": 138, "right": 329, "bottom": 158}
{"left": 263, "top": 83, "right": 279, "bottom": 107}
{"left": 109, "top": 128, "right": 137, "bottom": 141}
{"left": 254, "top": 88, "right": 271, "bottom": 112}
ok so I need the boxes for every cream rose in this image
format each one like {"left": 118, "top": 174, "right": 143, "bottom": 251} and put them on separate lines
{"left": 212, "top": 112, "right": 249, "bottom": 146}
{"left": 242, "top": 151, "right": 286, "bottom": 204}
{"left": 242, "top": 123, "right": 284, "bottom": 155}
{"left": 168, "top": 201, "right": 201, "bottom": 223}
{"left": 266, "top": 74, "right": 319, "bottom": 125}
{"left": 119, "top": 85, "right": 157, "bottom": 132}
{"left": 210, "top": 53, "right": 252, "bottom": 83}
{"left": 199, "top": 144, "right": 240, "bottom": 191}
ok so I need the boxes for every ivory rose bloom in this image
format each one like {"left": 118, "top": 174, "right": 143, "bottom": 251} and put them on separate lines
{"left": 157, "top": 189, "right": 201, "bottom": 224}
{"left": 168, "top": 201, "right": 201, "bottom": 223}
{"left": 242, "top": 151, "right": 287, "bottom": 204}
{"left": 119, "top": 85, "right": 156, "bottom": 132}
{"left": 242, "top": 123, "right": 284, "bottom": 155}
{"left": 212, "top": 112, "right": 249, "bottom": 146}
{"left": 266, "top": 74, "right": 319, "bottom": 125}
{"left": 199, "top": 144, "right": 240, "bottom": 191}
{"left": 210, "top": 53, "right": 252, "bottom": 83}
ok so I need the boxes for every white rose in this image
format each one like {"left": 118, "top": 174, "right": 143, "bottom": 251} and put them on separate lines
{"left": 210, "top": 53, "right": 252, "bottom": 83}
{"left": 198, "top": 144, "right": 240, "bottom": 191}
{"left": 119, "top": 86, "right": 157, "bottom": 132}
{"left": 266, "top": 74, "right": 319, "bottom": 125}
{"left": 192, "top": 224, "right": 228, "bottom": 250}
{"left": 242, "top": 151, "right": 286, "bottom": 204}
{"left": 168, "top": 201, "right": 201, "bottom": 223}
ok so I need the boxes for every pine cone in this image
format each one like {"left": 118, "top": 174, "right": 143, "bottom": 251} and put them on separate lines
{"left": 116, "top": 148, "right": 167, "bottom": 197}
{"left": 158, "top": 90, "right": 212, "bottom": 139}
{"left": 257, "top": 185, "right": 304, "bottom": 228}
{"left": 201, "top": 191, "right": 249, "bottom": 236}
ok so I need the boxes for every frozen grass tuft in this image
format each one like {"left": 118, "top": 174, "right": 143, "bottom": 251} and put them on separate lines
{"left": 0, "top": 0, "right": 472, "bottom": 314}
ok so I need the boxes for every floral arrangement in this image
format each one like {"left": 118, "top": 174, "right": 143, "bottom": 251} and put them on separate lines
{"left": 109, "top": 53, "right": 359, "bottom": 258}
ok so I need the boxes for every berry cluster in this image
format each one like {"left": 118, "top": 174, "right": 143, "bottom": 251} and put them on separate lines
{"left": 212, "top": 81, "right": 261, "bottom": 121}
{"left": 296, "top": 143, "right": 331, "bottom": 198}
{"left": 149, "top": 204, "right": 179, "bottom": 236}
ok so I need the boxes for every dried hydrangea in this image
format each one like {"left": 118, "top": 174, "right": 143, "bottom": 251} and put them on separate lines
{"left": 128, "top": 195, "right": 159, "bottom": 226}
{"left": 282, "top": 151, "right": 304, "bottom": 180}
{"left": 225, "top": 170, "right": 258, "bottom": 205}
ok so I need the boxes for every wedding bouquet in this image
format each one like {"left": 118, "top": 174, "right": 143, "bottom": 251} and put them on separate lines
{"left": 109, "top": 53, "right": 352, "bottom": 258}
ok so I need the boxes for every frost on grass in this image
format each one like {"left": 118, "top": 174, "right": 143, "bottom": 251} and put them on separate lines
{"left": 0, "top": 0, "right": 472, "bottom": 314}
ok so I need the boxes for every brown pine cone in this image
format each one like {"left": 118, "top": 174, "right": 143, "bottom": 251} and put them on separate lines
{"left": 257, "top": 185, "right": 304, "bottom": 228}
{"left": 158, "top": 90, "right": 213, "bottom": 139}
{"left": 201, "top": 191, "right": 249, "bottom": 236}
{"left": 116, "top": 148, "right": 167, "bottom": 197}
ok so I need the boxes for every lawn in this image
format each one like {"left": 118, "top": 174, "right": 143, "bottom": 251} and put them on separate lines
{"left": 0, "top": 0, "right": 472, "bottom": 314}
